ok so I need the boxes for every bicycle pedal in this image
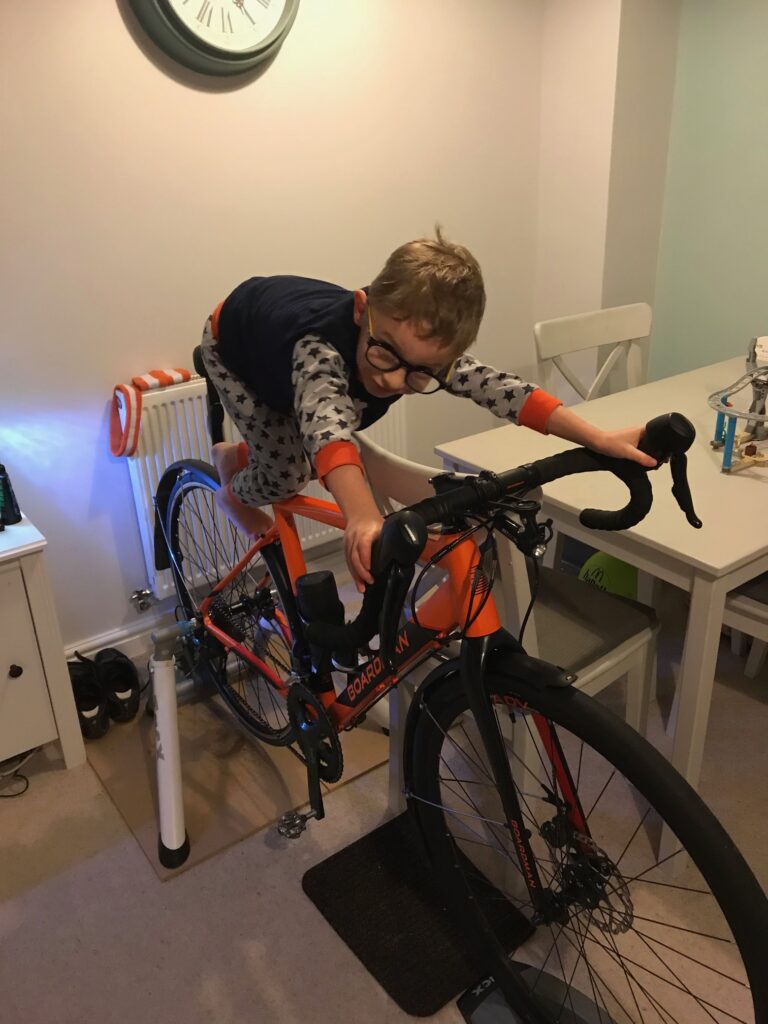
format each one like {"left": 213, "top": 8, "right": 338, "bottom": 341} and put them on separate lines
{"left": 276, "top": 809, "right": 316, "bottom": 839}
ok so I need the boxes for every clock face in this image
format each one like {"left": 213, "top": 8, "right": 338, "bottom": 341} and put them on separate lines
{"left": 166, "top": 0, "right": 289, "bottom": 55}
{"left": 128, "top": 0, "right": 299, "bottom": 76}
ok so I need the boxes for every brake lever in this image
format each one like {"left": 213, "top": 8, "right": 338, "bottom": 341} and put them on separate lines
{"left": 371, "top": 510, "right": 428, "bottom": 672}
{"left": 379, "top": 564, "right": 416, "bottom": 673}
{"left": 670, "top": 452, "right": 703, "bottom": 529}
{"left": 639, "top": 412, "right": 702, "bottom": 529}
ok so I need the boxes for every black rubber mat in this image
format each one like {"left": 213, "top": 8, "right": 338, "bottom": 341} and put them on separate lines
{"left": 302, "top": 813, "right": 533, "bottom": 1017}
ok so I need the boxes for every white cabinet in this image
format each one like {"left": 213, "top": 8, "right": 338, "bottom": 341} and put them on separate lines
{"left": 0, "top": 517, "right": 84, "bottom": 767}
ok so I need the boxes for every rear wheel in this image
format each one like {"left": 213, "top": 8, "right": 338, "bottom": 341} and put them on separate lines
{"left": 409, "top": 669, "right": 768, "bottom": 1023}
{"left": 163, "top": 463, "right": 294, "bottom": 745}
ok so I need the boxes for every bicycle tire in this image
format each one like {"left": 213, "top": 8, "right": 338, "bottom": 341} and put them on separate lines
{"left": 164, "top": 462, "right": 294, "bottom": 745}
{"left": 408, "top": 668, "right": 768, "bottom": 1023}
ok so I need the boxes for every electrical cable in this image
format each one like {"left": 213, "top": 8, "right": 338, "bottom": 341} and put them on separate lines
{"left": 0, "top": 747, "right": 40, "bottom": 798}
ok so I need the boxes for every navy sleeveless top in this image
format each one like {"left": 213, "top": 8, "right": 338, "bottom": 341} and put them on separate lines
{"left": 215, "top": 276, "right": 399, "bottom": 430}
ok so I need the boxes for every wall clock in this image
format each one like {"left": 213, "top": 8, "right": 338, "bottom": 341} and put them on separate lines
{"left": 129, "top": 0, "right": 300, "bottom": 77}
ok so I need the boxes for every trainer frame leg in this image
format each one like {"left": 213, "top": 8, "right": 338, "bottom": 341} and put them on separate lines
{"left": 152, "top": 623, "right": 193, "bottom": 869}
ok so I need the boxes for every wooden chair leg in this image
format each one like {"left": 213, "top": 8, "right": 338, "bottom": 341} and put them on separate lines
{"left": 544, "top": 530, "right": 566, "bottom": 570}
{"left": 730, "top": 628, "right": 747, "bottom": 657}
{"left": 625, "top": 640, "right": 654, "bottom": 737}
{"left": 745, "top": 638, "right": 768, "bottom": 679}
{"left": 636, "top": 573, "right": 659, "bottom": 703}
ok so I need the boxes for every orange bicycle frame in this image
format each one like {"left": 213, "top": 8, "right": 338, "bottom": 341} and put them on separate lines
{"left": 200, "top": 492, "right": 502, "bottom": 733}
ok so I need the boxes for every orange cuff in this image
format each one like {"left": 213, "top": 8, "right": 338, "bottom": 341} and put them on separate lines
{"left": 315, "top": 440, "right": 364, "bottom": 486}
{"left": 210, "top": 300, "right": 225, "bottom": 341}
{"left": 518, "top": 389, "right": 563, "bottom": 433}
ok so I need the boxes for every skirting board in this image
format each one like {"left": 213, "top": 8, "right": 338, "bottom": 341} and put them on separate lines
{"left": 64, "top": 602, "right": 175, "bottom": 665}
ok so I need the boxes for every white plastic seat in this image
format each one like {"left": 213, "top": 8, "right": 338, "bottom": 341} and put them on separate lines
{"left": 534, "top": 303, "right": 657, "bottom": 623}
{"left": 355, "top": 430, "right": 659, "bottom": 814}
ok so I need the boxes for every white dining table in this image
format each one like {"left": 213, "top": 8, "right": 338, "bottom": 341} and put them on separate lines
{"left": 436, "top": 356, "right": 768, "bottom": 794}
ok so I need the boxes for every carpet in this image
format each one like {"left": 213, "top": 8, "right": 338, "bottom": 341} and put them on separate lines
{"left": 87, "top": 694, "right": 389, "bottom": 880}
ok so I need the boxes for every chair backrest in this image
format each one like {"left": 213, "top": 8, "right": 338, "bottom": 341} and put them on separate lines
{"left": 355, "top": 431, "right": 439, "bottom": 513}
{"left": 534, "top": 302, "right": 652, "bottom": 401}
{"left": 354, "top": 431, "right": 538, "bottom": 647}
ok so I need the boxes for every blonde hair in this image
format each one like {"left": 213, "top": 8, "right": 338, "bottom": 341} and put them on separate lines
{"left": 368, "top": 226, "right": 486, "bottom": 354}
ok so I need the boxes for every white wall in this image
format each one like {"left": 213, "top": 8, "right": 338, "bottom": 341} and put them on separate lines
{"left": 603, "top": 0, "right": 681, "bottom": 310}
{"left": 0, "top": 0, "right": 544, "bottom": 648}
{"left": 534, "top": 0, "right": 622, "bottom": 322}
{"left": 651, "top": 0, "right": 768, "bottom": 380}
{"left": 533, "top": 0, "right": 680, "bottom": 399}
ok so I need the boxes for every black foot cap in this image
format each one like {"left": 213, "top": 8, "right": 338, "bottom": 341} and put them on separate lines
{"left": 158, "top": 831, "right": 190, "bottom": 869}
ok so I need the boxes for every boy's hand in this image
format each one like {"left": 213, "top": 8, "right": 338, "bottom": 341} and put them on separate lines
{"left": 546, "top": 407, "right": 656, "bottom": 468}
{"left": 590, "top": 426, "right": 657, "bottom": 468}
{"left": 345, "top": 513, "right": 385, "bottom": 592}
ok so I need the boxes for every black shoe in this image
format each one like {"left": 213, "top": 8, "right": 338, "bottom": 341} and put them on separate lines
{"left": 68, "top": 656, "right": 110, "bottom": 740}
{"left": 94, "top": 648, "right": 141, "bottom": 722}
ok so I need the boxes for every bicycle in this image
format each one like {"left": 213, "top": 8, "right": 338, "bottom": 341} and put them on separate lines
{"left": 154, "top": 385, "right": 768, "bottom": 1022}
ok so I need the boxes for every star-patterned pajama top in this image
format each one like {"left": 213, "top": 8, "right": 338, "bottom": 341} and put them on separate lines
{"left": 200, "top": 276, "right": 562, "bottom": 508}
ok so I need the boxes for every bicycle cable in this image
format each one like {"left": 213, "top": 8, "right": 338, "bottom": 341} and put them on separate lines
{"left": 408, "top": 518, "right": 492, "bottom": 630}
{"left": 517, "top": 556, "right": 539, "bottom": 647}
{"left": 408, "top": 510, "right": 538, "bottom": 640}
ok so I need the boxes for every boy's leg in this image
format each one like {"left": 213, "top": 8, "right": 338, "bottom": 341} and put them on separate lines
{"left": 200, "top": 323, "right": 313, "bottom": 535}
{"left": 212, "top": 443, "right": 273, "bottom": 536}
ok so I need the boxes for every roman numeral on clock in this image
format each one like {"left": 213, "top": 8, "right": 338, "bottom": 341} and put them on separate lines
{"left": 197, "top": 0, "right": 213, "bottom": 27}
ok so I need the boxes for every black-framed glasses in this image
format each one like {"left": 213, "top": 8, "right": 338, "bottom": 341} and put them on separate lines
{"left": 366, "top": 306, "right": 455, "bottom": 394}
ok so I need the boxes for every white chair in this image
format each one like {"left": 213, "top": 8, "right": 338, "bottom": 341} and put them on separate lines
{"left": 534, "top": 303, "right": 655, "bottom": 608}
{"left": 534, "top": 302, "right": 652, "bottom": 402}
{"left": 355, "top": 431, "right": 659, "bottom": 813}
{"left": 723, "top": 573, "right": 768, "bottom": 679}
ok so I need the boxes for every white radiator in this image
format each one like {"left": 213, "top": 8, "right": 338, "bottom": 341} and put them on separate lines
{"left": 119, "top": 377, "right": 407, "bottom": 601}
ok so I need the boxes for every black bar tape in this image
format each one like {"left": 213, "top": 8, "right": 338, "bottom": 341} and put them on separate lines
{"left": 514, "top": 448, "right": 652, "bottom": 532}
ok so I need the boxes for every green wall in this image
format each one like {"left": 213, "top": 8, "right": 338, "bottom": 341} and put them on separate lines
{"left": 651, "top": 0, "right": 768, "bottom": 380}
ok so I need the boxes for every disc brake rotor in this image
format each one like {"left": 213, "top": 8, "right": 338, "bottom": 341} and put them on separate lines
{"left": 556, "top": 831, "right": 633, "bottom": 934}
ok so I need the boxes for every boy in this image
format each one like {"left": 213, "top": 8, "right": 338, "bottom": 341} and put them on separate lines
{"left": 202, "top": 230, "right": 654, "bottom": 591}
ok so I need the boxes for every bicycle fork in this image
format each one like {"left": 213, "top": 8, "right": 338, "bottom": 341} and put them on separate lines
{"left": 458, "top": 635, "right": 571, "bottom": 1023}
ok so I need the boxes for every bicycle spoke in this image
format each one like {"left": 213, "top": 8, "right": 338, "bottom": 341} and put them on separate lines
{"left": 633, "top": 929, "right": 746, "bottom": 987}
{"left": 630, "top": 914, "right": 732, "bottom": 945}
{"left": 630, "top": 927, "right": 728, "bottom": 1024}
{"left": 574, "top": 926, "right": 747, "bottom": 1023}
{"left": 559, "top": 917, "right": 675, "bottom": 1024}
{"left": 567, "top": 909, "right": 620, "bottom": 1024}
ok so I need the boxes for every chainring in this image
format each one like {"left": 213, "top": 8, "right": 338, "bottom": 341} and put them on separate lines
{"left": 287, "top": 682, "right": 344, "bottom": 784}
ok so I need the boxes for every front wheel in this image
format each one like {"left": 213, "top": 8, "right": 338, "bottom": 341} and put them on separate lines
{"left": 408, "top": 670, "right": 768, "bottom": 1023}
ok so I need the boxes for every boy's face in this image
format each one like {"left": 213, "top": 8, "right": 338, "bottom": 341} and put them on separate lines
{"left": 353, "top": 291, "right": 452, "bottom": 399}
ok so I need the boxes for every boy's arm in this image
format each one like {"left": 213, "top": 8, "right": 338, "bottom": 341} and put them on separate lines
{"left": 323, "top": 464, "right": 383, "bottom": 591}
{"left": 545, "top": 405, "right": 656, "bottom": 466}
{"left": 446, "top": 353, "right": 655, "bottom": 467}
{"left": 292, "top": 337, "right": 384, "bottom": 590}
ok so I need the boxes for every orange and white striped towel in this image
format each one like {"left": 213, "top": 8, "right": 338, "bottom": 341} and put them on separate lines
{"left": 110, "top": 384, "right": 142, "bottom": 457}
{"left": 110, "top": 367, "right": 193, "bottom": 456}
{"left": 131, "top": 368, "right": 191, "bottom": 391}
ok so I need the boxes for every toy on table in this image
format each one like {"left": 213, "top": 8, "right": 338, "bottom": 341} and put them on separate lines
{"left": 708, "top": 337, "right": 768, "bottom": 472}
